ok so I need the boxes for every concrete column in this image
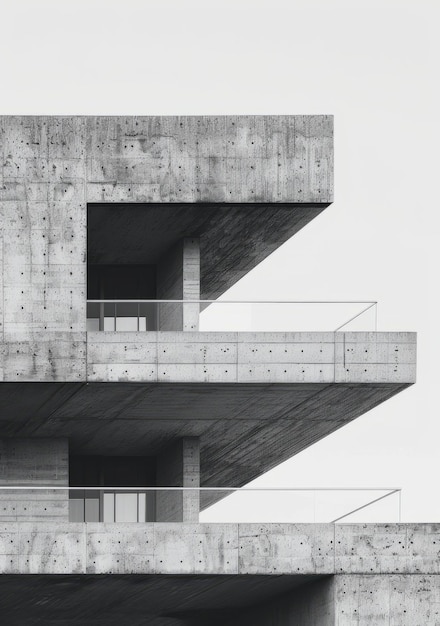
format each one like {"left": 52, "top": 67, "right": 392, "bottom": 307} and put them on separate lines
{"left": 155, "top": 437, "right": 200, "bottom": 522}
{"left": 157, "top": 238, "right": 200, "bottom": 331}
{"left": 0, "top": 438, "right": 69, "bottom": 521}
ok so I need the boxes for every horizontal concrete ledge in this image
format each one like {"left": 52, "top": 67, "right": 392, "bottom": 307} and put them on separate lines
{"left": 0, "top": 522, "right": 437, "bottom": 576}
{"left": 86, "top": 331, "right": 417, "bottom": 384}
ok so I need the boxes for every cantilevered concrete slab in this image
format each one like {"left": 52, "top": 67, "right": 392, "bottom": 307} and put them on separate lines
{"left": 0, "top": 331, "right": 415, "bottom": 493}
{"left": 87, "top": 202, "right": 328, "bottom": 300}
{"left": 0, "top": 573, "right": 324, "bottom": 626}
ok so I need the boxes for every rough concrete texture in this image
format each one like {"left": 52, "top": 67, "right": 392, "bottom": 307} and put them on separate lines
{"left": 0, "top": 438, "right": 68, "bottom": 521}
{"left": 333, "top": 574, "right": 440, "bottom": 625}
{"left": 0, "top": 115, "right": 332, "bottom": 382}
{"left": 87, "top": 330, "right": 416, "bottom": 384}
{"left": 1, "top": 523, "right": 439, "bottom": 622}
{"left": 0, "top": 523, "right": 439, "bottom": 576}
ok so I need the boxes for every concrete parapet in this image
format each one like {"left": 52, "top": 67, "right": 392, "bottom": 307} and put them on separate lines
{"left": 0, "top": 523, "right": 438, "bottom": 576}
{"left": 87, "top": 331, "right": 416, "bottom": 384}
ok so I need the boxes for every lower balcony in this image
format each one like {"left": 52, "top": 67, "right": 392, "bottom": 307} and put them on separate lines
{"left": 0, "top": 522, "right": 439, "bottom": 625}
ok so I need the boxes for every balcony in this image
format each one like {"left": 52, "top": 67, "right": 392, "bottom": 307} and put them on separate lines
{"left": 66, "top": 486, "right": 401, "bottom": 524}
{"left": 84, "top": 300, "right": 414, "bottom": 385}
{"left": 86, "top": 299, "right": 378, "bottom": 333}
{"left": 0, "top": 507, "right": 438, "bottom": 576}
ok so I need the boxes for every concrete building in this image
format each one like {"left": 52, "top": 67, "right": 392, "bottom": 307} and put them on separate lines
{"left": 0, "top": 115, "right": 435, "bottom": 624}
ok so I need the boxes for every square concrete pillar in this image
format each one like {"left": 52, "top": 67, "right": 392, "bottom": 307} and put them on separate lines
{"left": 155, "top": 437, "right": 200, "bottom": 522}
{"left": 157, "top": 238, "right": 200, "bottom": 331}
{"left": 0, "top": 438, "right": 69, "bottom": 521}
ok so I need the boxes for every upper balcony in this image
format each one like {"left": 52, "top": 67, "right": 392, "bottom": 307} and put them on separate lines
{"left": 85, "top": 299, "right": 415, "bottom": 386}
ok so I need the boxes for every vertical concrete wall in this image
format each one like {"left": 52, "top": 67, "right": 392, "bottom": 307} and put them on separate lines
{"left": 334, "top": 575, "right": 440, "bottom": 625}
{"left": 156, "top": 437, "right": 200, "bottom": 522}
{"left": 0, "top": 117, "right": 86, "bottom": 382}
{"left": 157, "top": 238, "right": 200, "bottom": 331}
{"left": 0, "top": 438, "right": 68, "bottom": 521}
{"left": 0, "top": 115, "right": 333, "bottom": 381}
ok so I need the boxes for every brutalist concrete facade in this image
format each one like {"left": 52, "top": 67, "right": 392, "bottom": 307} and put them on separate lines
{"left": 0, "top": 116, "right": 433, "bottom": 624}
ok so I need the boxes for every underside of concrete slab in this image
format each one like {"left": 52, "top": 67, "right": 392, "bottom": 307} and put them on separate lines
{"left": 88, "top": 202, "right": 328, "bottom": 300}
{"left": 0, "top": 573, "right": 326, "bottom": 626}
{"left": 0, "top": 381, "right": 408, "bottom": 496}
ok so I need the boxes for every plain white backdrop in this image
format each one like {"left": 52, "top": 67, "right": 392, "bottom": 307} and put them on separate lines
{"left": 1, "top": 0, "right": 439, "bottom": 520}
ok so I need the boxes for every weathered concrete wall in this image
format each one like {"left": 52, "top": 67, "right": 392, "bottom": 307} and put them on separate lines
{"left": 157, "top": 238, "right": 200, "bottom": 331}
{"left": 0, "top": 115, "right": 333, "bottom": 382}
{"left": 156, "top": 437, "right": 200, "bottom": 522}
{"left": 0, "top": 523, "right": 438, "bottom": 575}
{"left": 0, "top": 117, "right": 87, "bottom": 382}
{"left": 0, "top": 438, "right": 68, "bottom": 521}
{"left": 87, "top": 331, "right": 416, "bottom": 384}
{"left": 334, "top": 574, "right": 440, "bottom": 625}
{"left": 84, "top": 116, "right": 333, "bottom": 205}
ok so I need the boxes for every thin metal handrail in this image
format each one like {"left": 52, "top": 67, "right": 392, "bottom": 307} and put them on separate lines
{"left": 4, "top": 486, "right": 399, "bottom": 522}
{"left": 87, "top": 300, "right": 378, "bottom": 332}
{"left": 0, "top": 486, "right": 399, "bottom": 491}
{"left": 331, "top": 489, "right": 401, "bottom": 523}
{"left": 334, "top": 302, "right": 378, "bottom": 332}
{"left": 87, "top": 299, "right": 377, "bottom": 304}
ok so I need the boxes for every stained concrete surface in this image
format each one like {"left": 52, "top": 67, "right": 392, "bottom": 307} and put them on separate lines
{"left": 0, "top": 115, "right": 333, "bottom": 374}
{"left": 1, "top": 525, "right": 440, "bottom": 624}
{"left": 1, "top": 523, "right": 439, "bottom": 576}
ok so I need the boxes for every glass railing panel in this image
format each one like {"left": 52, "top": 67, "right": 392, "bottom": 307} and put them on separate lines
{"left": 0, "top": 486, "right": 400, "bottom": 523}
{"left": 86, "top": 301, "right": 378, "bottom": 333}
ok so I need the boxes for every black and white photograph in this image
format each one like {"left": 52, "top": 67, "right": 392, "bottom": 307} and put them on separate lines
{"left": 0, "top": 0, "right": 438, "bottom": 623}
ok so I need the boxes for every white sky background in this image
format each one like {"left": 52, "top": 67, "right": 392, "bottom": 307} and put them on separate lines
{"left": 1, "top": 0, "right": 439, "bottom": 521}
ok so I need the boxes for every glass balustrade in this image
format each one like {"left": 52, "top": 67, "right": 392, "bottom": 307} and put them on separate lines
{"left": 86, "top": 300, "right": 378, "bottom": 333}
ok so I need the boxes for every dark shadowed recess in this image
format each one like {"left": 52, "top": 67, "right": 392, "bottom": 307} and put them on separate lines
{"left": 87, "top": 203, "right": 329, "bottom": 299}
{"left": 0, "top": 382, "right": 408, "bottom": 508}
{"left": 0, "top": 574, "right": 329, "bottom": 626}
